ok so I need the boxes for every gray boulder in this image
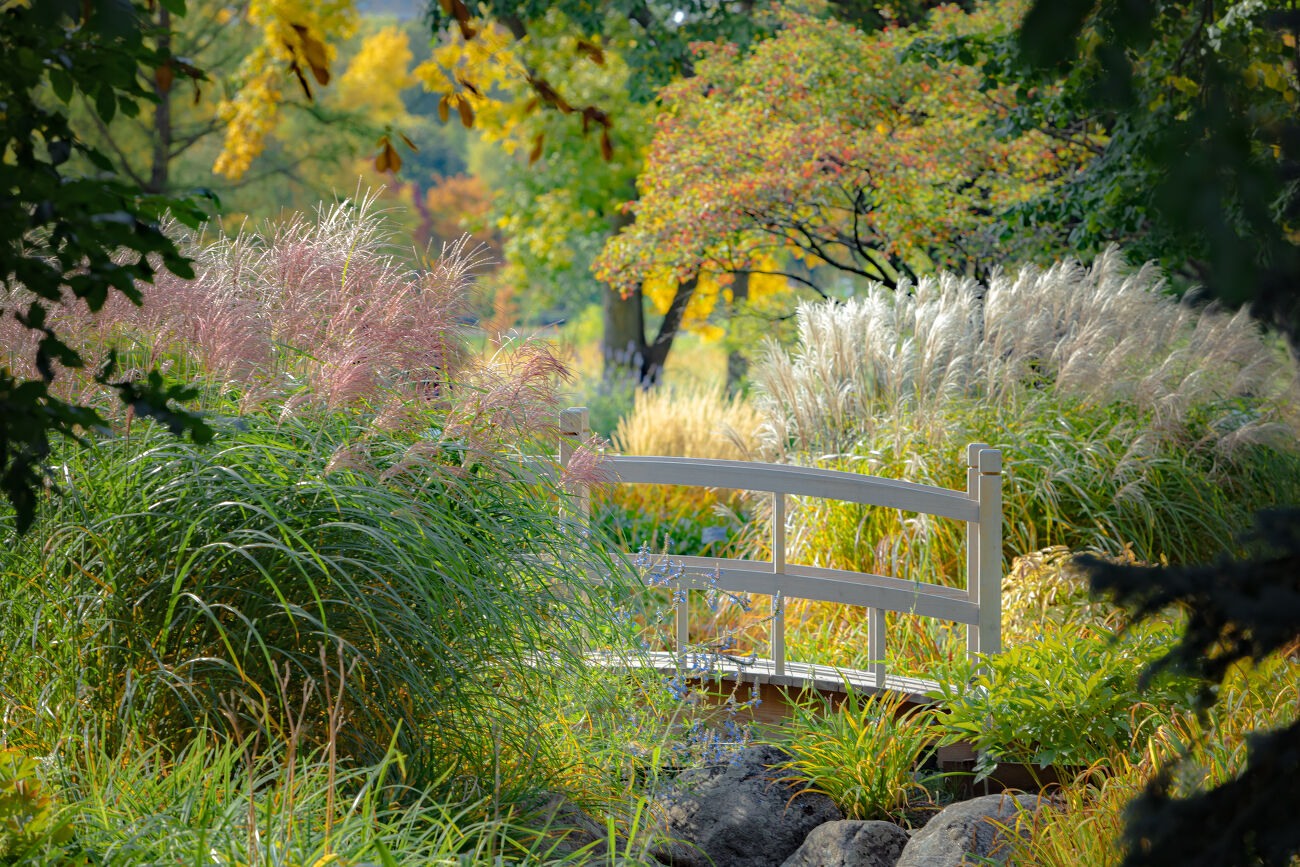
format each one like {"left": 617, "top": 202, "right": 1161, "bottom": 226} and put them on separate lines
{"left": 895, "top": 794, "right": 1041, "bottom": 867}
{"left": 780, "top": 819, "right": 911, "bottom": 867}
{"left": 648, "top": 743, "right": 843, "bottom": 867}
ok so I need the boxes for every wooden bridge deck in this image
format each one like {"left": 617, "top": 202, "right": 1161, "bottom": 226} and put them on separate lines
{"left": 583, "top": 650, "right": 942, "bottom": 726}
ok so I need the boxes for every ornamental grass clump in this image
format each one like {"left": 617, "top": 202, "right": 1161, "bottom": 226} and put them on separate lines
{"left": 0, "top": 191, "right": 541, "bottom": 451}
{"left": 0, "top": 194, "right": 635, "bottom": 804}
{"left": 612, "top": 381, "right": 761, "bottom": 461}
{"left": 776, "top": 689, "right": 939, "bottom": 824}
{"left": 2, "top": 410, "right": 628, "bottom": 796}
{"left": 592, "top": 381, "right": 765, "bottom": 557}
{"left": 752, "top": 248, "right": 1300, "bottom": 580}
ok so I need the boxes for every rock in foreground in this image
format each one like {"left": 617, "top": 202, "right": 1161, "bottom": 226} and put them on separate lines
{"left": 648, "top": 744, "right": 842, "bottom": 867}
{"left": 780, "top": 819, "right": 911, "bottom": 867}
{"left": 895, "top": 793, "right": 1041, "bottom": 866}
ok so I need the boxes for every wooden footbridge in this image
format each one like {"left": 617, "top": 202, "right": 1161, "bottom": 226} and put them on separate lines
{"left": 551, "top": 407, "right": 1003, "bottom": 720}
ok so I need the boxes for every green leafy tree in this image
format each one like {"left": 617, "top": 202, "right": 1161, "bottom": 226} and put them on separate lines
{"left": 1008, "top": 1, "right": 1300, "bottom": 864}
{"left": 1, "top": 0, "right": 213, "bottom": 534}
{"left": 977, "top": 0, "right": 1300, "bottom": 344}
{"left": 424, "top": 1, "right": 1027, "bottom": 384}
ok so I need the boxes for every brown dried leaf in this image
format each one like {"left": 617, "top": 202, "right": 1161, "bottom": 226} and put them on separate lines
{"left": 399, "top": 131, "right": 418, "bottom": 151}
{"left": 600, "top": 129, "right": 613, "bottom": 161}
{"left": 575, "top": 38, "right": 605, "bottom": 66}
{"left": 155, "top": 60, "right": 174, "bottom": 94}
{"left": 457, "top": 96, "right": 474, "bottom": 128}
{"left": 292, "top": 23, "right": 331, "bottom": 85}
{"left": 174, "top": 58, "right": 206, "bottom": 80}
{"left": 438, "top": 94, "right": 451, "bottom": 123}
{"left": 528, "top": 132, "right": 544, "bottom": 165}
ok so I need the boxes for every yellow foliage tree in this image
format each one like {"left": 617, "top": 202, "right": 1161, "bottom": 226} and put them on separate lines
{"left": 337, "top": 25, "right": 415, "bottom": 125}
{"left": 213, "top": 0, "right": 358, "bottom": 179}
{"left": 643, "top": 258, "right": 791, "bottom": 343}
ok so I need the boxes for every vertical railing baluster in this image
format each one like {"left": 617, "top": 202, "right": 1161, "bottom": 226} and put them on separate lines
{"left": 964, "top": 442, "right": 989, "bottom": 661}
{"left": 977, "top": 448, "right": 1003, "bottom": 657}
{"left": 772, "top": 491, "right": 786, "bottom": 677}
{"left": 868, "top": 607, "right": 886, "bottom": 688}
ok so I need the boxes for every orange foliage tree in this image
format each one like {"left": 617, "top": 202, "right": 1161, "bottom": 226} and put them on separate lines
{"left": 596, "top": 4, "right": 1091, "bottom": 318}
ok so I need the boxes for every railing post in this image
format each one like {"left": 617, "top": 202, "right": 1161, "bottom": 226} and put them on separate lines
{"left": 965, "top": 442, "right": 989, "bottom": 660}
{"left": 559, "top": 407, "right": 591, "bottom": 529}
{"left": 977, "top": 448, "right": 1003, "bottom": 656}
{"left": 772, "top": 491, "right": 786, "bottom": 677}
{"left": 868, "top": 607, "right": 885, "bottom": 688}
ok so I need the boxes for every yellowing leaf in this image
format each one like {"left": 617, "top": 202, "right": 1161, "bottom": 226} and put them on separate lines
{"left": 155, "top": 60, "right": 174, "bottom": 94}
{"left": 438, "top": 93, "right": 451, "bottom": 123}
{"left": 374, "top": 136, "right": 401, "bottom": 173}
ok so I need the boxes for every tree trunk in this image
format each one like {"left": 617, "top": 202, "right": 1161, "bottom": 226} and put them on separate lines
{"left": 639, "top": 276, "right": 696, "bottom": 387}
{"left": 600, "top": 277, "right": 697, "bottom": 388}
{"left": 599, "top": 205, "right": 699, "bottom": 386}
{"left": 602, "top": 284, "right": 646, "bottom": 380}
{"left": 725, "top": 271, "right": 750, "bottom": 395}
{"left": 148, "top": 8, "right": 173, "bottom": 195}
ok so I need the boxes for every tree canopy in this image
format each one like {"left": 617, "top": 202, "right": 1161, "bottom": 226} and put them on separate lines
{"left": 595, "top": 1, "right": 1090, "bottom": 337}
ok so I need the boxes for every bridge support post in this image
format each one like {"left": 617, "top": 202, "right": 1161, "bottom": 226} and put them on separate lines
{"left": 559, "top": 407, "right": 591, "bottom": 531}
{"left": 964, "top": 443, "right": 989, "bottom": 660}
{"left": 868, "top": 607, "right": 885, "bottom": 688}
{"left": 972, "top": 448, "right": 1002, "bottom": 659}
{"left": 772, "top": 492, "right": 786, "bottom": 677}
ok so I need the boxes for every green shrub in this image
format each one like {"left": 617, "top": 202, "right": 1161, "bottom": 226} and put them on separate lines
{"left": 930, "top": 623, "right": 1198, "bottom": 775}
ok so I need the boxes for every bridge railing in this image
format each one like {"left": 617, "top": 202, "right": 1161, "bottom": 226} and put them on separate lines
{"left": 556, "top": 406, "right": 1002, "bottom": 688}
